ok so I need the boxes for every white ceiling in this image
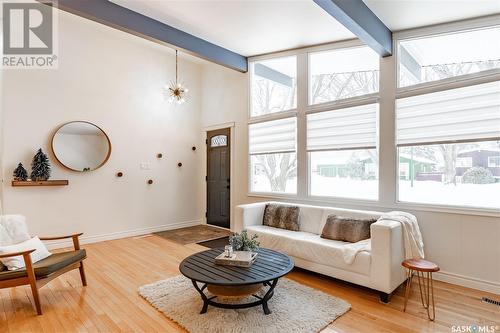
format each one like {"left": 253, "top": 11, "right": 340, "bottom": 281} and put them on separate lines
{"left": 110, "top": 0, "right": 500, "bottom": 57}
{"left": 110, "top": 0, "right": 355, "bottom": 57}
{"left": 364, "top": 0, "right": 500, "bottom": 31}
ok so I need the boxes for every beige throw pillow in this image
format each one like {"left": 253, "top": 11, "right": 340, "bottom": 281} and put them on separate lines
{"left": 263, "top": 204, "right": 300, "bottom": 231}
{"left": 321, "top": 215, "right": 377, "bottom": 243}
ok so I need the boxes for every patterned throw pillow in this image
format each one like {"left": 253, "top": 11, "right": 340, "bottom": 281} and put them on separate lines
{"left": 321, "top": 215, "right": 377, "bottom": 243}
{"left": 262, "top": 204, "right": 300, "bottom": 231}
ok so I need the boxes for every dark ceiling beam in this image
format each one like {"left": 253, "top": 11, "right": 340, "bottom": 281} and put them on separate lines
{"left": 40, "top": 0, "right": 248, "bottom": 72}
{"left": 313, "top": 0, "right": 392, "bottom": 57}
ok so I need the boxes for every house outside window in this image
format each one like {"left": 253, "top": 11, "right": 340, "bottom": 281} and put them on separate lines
{"left": 488, "top": 156, "right": 500, "bottom": 167}
{"left": 456, "top": 157, "right": 473, "bottom": 168}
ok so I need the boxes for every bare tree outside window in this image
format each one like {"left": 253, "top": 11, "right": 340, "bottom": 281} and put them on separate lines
{"left": 254, "top": 153, "right": 297, "bottom": 192}
{"left": 310, "top": 70, "right": 379, "bottom": 104}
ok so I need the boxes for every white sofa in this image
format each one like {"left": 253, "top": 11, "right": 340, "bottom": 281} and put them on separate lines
{"left": 234, "top": 201, "right": 407, "bottom": 302}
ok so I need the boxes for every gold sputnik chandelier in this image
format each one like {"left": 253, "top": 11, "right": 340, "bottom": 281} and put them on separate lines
{"left": 167, "top": 50, "right": 188, "bottom": 104}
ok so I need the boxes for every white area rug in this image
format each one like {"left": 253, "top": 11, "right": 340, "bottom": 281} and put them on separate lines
{"left": 138, "top": 275, "right": 351, "bottom": 333}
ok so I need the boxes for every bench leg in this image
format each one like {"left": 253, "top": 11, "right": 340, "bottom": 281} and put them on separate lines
{"left": 379, "top": 292, "right": 392, "bottom": 303}
{"left": 79, "top": 262, "right": 87, "bottom": 286}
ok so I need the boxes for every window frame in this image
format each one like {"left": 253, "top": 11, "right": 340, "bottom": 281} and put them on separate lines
{"left": 248, "top": 56, "right": 298, "bottom": 119}
{"left": 395, "top": 17, "right": 500, "bottom": 93}
{"left": 393, "top": 17, "right": 500, "bottom": 212}
{"left": 247, "top": 39, "right": 382, "bottom": 201}
{"left": 247, "top": 115, "right": 298, "bottom": 195}
{"left": 245, "top": 18, "right": 500, "bottom": 217}
{"left": 307, "top": 45, "right": 380, "bottom": 106}
{"left": 306, "top": 101, "right": 380, "bottom": 201}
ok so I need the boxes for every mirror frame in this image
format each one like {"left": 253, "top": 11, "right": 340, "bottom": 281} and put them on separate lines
{"left": 51, "top": 121, "right": 112, "bottom": 172}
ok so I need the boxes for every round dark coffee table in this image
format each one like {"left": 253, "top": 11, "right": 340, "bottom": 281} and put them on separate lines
{"left": 179, "top": 247, "right": 294, "bottom": 315}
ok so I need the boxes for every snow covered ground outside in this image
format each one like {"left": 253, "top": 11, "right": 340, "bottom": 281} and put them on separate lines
{"left": 399, "top": 180, "right": 500, "bottom": 208}
{"left": 252, "top": 174, "right": 500, "bottom": 209}
{"left": 310, "top": 176, "right": 378, "bottom": 200}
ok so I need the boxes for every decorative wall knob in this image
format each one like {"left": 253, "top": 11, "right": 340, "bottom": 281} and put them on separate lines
{"left": 157, "top": 153, "right": 163, "bottom": 158}
{"left": 116, "top": 172, "right": 123, "bottom": 177}
{"left": 192, "top": 146, "right": 196, "bottom": 151}
{"left": 178, "top": 162, "right": 182, "bottom": 167}
{"left": 147, "top": 179, "right": 153, "bottom": 185}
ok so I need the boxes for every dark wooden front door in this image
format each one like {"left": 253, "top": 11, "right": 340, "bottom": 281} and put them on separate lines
{"left": 207, "top": 128, "right": 230, "bottom": 229}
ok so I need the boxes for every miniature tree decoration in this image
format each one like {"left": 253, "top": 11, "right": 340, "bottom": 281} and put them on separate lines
{"left": 30, "top": 148, "right": 51, "bottom": 181}
{"left": 13, "top": 163, "right": 28, "bottom": 181}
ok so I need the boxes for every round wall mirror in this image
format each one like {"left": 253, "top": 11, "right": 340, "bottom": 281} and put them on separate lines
{"left": 52, "top": 121, "right": 111, "bottom": 172}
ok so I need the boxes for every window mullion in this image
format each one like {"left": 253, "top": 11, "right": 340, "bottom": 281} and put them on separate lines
{"left": 296, "top": 52, "right": 308, "bottom": 198}
{"left": 378, "top": 54, "right": 397, "bottom": 206}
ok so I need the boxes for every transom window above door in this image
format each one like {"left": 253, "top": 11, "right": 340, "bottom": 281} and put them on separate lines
{"left": 211, "top": 135, "right": 228, "bottom": 147}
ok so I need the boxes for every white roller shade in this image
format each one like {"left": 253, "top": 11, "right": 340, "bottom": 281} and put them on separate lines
{"left": 396, "top": 81, "right": 500, "bottom": 146}
{"left": 307, "top": 103, "right": 378, "bottom": 151}
{"left": 249, "top": 117, "right": 296, "bottom": 155}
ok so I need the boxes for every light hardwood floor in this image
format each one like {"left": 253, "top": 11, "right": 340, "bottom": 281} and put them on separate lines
{"left": 1, "top": 234, "right": 499, "bottom": 333}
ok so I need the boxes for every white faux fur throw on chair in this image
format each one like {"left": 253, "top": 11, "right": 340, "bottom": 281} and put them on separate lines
{"left": 0, "top": 215, "right": 31, "bottom": 246}
{"left": 378, "top": 211, "right": 425, "bottom": 260}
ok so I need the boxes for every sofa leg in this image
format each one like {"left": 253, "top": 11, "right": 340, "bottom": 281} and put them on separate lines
{"left": 379, "top": 292, "right": 392, "bottom": 303}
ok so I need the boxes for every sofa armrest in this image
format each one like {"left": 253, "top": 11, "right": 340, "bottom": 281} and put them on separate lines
{"left": 233, "top": 202, "right": 268, "bottom": 232}
{"left": 370, "top": 219, "right": 406, "bottom": 294}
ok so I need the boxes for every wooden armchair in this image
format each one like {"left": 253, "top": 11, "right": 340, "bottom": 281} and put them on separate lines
{"left": 0, "top": 233, "right": 87, "bottom": 315}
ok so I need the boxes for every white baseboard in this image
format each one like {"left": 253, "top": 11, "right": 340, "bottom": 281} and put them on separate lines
{"left": 433, "top": 270, "right": 500, "bottom": 295}
{"left": 44, "top": 219, "right": 202, "bottom": 249}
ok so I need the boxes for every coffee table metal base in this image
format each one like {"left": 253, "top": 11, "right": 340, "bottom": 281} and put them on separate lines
{"left": 191, "top": 279, "right": 278, "bottom": 315}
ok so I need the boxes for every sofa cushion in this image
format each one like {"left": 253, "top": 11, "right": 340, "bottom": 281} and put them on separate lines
{"left": 319, "top": 208, "right": 382, "bottom": 234}
{"left": 263, "top": 204, "right": 300, "bottom": 231}
{"left": 321, "top": 215, "right": 377, "bottom": 243}
{"left": 0, "top": 249, "right": 86, "bottom": 281}
{"left": 247, "top": 225, "right": 371, "bottom": 276}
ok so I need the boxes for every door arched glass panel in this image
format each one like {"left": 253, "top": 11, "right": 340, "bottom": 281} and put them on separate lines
{"left": 211, "top": 135, "right": 228, "bottom": 147}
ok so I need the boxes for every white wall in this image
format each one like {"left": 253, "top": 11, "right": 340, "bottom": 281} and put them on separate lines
{"left": 1, "top": 11, "right": 204, "bottom": 244}
{"left": 200, "top": 59, "right": 500, "bottom": 295}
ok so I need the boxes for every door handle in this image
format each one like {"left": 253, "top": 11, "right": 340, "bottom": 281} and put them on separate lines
{"left": 226, "top": 185, "right": 230, "bottom": 189}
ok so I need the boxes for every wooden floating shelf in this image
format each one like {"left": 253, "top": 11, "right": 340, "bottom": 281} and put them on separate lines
{"left": 12, "top": 180, "right": 69, "bottom": 187}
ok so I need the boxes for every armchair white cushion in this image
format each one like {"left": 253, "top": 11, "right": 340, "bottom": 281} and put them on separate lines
{"left": 235, "top": 202, "right": 407, "bottom": 299}
{"left": 0, "top": 236, "right": 52, "bottom": 270}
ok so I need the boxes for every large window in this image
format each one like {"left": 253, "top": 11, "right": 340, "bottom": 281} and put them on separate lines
{"left": 249, "top": 117, "right": 297, "bottom": 194}
{"left": 307, "top": 103, "right": 379, "bottom": 200}
{"left": 250, "top": 56, "right": 297, "bottom": 117}
{"left": 398, "top": 26, "right": 500, "bottom": 87}
{"left": 247, "top": 20, "right": 500, "bottom": 213}
{"left": 309, "top": 46, "right": 379, "bottom": 105}
{"left": 396, "top": 81, "right": 500, "bottom": 209}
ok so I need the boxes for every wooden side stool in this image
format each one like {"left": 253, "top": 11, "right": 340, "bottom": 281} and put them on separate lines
{"left": 402, "top": 258, "right": 440, "bottom": 321}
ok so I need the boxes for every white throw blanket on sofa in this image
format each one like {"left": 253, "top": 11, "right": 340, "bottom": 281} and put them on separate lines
{"left": 341, "top": 211, "right": 424, "bottom": 264}
{"left": 378, "top": 211, "right": 425, "bottom": 260}
{"left": 341, "top": 239, "right": 371, "bottom": 264}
